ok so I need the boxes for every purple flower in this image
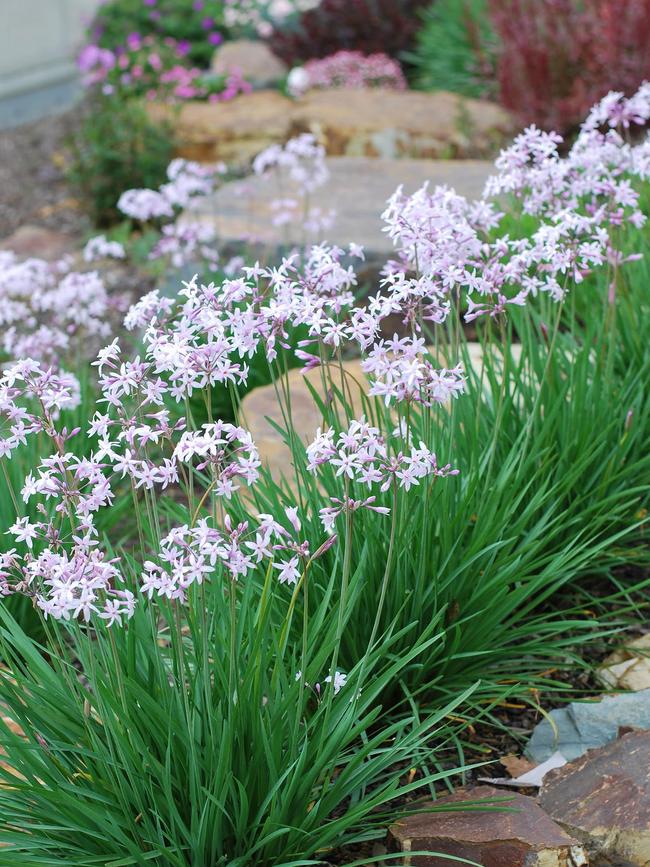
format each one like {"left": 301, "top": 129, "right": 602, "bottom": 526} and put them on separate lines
{"left": 208, "top": 31, "right": 223, "bottom": 46}
{"left": 193, "top": 0, "right": 204, "bottom": 9}
{"left": 126, "top": 32, "right": 141, "bottom": 50}
{"left": 143, "top": 0, "right": 157, "bottom": 5}
{"left": 201, "top": 16, "right": 214, "bottom": 29}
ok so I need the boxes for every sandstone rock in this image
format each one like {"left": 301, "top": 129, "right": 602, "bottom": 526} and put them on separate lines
{"left": 289, "top": 88, "right": 514, "bottom": 159}
{"left": 182, "top": 156, "right": 494, "bottom": 275}
{"left": 148, "top": 91, "right": 293, "bottom": 165}
{"left": 539, "top": 730, "right": 650, "bottom": 865}
{"left": 211, "top": 39, "right": 288, "bottom": 87}
{"left": 155, "top": 87, "right": 514, "bottom": 166}
{"left": 598, "top": 633, "right": 650, "bottom": 691}
{"left": 388, "top": 785, "right": 585, "bottom": 867}
{"left": 527, "top": 690, "right": 650, "bottom": 764}
{"left": 0, "top": 224, "right": 75, "bottom": 261}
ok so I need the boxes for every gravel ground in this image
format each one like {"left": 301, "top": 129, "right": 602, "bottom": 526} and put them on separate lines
{"left": 0, "top": 108, "right": 90, "bottom": 241}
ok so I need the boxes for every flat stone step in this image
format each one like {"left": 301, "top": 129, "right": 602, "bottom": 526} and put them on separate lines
{"left": 539, "top": 730, "right": 650, "bottom": 866}
{"left": 389, "top": 784, "right": 584, "bottom": 867}
{"left": 183, "top": 156, "right": 493, "bottom": 266}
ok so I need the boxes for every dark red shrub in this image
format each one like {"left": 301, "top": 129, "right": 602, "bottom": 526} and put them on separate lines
{"left": 268, "top": 0, "right": 430, "bottom": 66}
{"left": 489, "top": 0, "right": 650, "bottom": 133}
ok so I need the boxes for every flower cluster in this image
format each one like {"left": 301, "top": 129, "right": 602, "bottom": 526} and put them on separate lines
{"left": 253, "top": 134, "right": 329, "bottom": 195}
{"left": 473, "top": 84, "right": 650, "bottom": 309}
{"left": 0, "top": 251, "right": 126, "bottom": 369}
{"left": 118, "top": 158, "right": 219, "bottom": 221}
{"left": 0, "top": 361, "right": 80, "bottom": 460}
{"left": 140, "top": 506, "right": 326, "bottom": 599}
{"left": 174, "top": 422, "right": 260, "bottom": 499}
{"left": 362, "top": 336, "right": 466, "bottom": 407}
{"left": 0, "top": 360, "right": 133, "bottom": 625}
{"left": 223, "top": 0, "right": 318, "bottom": 37}
{"left": 78, "top": 32, "right": 251, "bottom": 102}
{"left": 306, "top": 417, "right": 459, "bottom": 531}
{"left": 83, "top": 235, "right": 127, "bottom": 263}
{"left": 287, "top": 50, "right": 407, "bottom": 97}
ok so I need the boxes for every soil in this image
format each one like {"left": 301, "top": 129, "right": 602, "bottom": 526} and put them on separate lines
{"left": 0, "top": 108, "right": 90, "bottom": 241}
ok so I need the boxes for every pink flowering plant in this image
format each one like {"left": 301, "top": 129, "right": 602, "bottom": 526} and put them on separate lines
{"left": 287, "top": 50, "right": 408, "bottom": 97}
{"left": 1, "top": 87, "right": 650, "bottom": 862}
{"left": 79, "top": 32, "right": 252, "bottom": 102}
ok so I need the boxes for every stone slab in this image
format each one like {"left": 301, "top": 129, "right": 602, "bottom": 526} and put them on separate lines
{"left": 599, "top": 633, "right": 650, "bottom": 691}
{"left": 183, "top": 156, "right": 493, "bottom": 265}
{"left": 389, "top": 785, "right": 584, "bottom": 867}
{"left": 539, "top": 730, "right": 650, "bottom": 865}
{"left": 289, "top": 88, "right": 514, "bottom": 159}
{"left": 148, "top": 90, "right": 294, "bottom": 165}
{"left": 211, "top": 40, "right": 287, "bottom": 87}
{"left": 526, "top": 689, "right": 650, "bottom": 763}
{"left": 152, "top": 88, "right": 513, "bottom": 165}
{"left": 0, "top": 224, "right": 76, "bottom": 260}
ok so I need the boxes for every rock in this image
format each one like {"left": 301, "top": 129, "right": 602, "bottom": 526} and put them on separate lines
{"left": 289, "top": 88, "right": 514, "bottom": 159}
{"left": 539, "top": 730, "right": 650, "bottom": 865}
{"left": 148, "top": 91, "right": 294, "bottom": 165}
{"left": 211, "top": 40, "right": 288, "bottom": 87}
{"left": 388, "top": 785, "right": 585, "bottom": 867}
{"left": 182, "top": 156, "right": 494, "bottom": 275}
{"left": 0, "top": 224, "right": 76, "bottom": 261}
{"left": 526, "top": 689, "right": 650, "bottom": 763}
{"left": 599, "top": 633, "right": 650, "bottom": 691}
{"left": 154, "top": 87, "right": 514, "bottom": 166}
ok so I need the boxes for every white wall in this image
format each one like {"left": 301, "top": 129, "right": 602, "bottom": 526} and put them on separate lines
{"left": 0, "top": 0, "right": 102, "bottom": 123}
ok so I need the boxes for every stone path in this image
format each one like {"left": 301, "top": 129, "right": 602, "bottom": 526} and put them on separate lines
{"left": 183, "top": 156, "right": 493, "bottom": 267}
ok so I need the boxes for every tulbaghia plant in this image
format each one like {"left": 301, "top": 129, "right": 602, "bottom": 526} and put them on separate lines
{"left": 0, "top": 251, "right": 128, "bottom": 370}
{"left": 252, "top": 133, "right": 336, "bottom": 237}
{"left": 1, "top": 85, "right": 650, "bottom": 863}
{"left": 115, "top": 157, "right": 225, "bottom": 270}
{"left": 0, "top": 246, "right": 471, "bottom": 863}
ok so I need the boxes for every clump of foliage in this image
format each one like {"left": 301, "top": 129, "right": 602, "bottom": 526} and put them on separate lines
{"left": 66, "top": 96, "right": 175, "bottom": 226}
{"left": 489, "top": 0, "right": 650, "bottom": 132}
{"left": 1, "top": 86, "right": 650, "bottom": 865}
{"left": 78, "top": 33, "right": 252, "bottom": 103}
{"left": 268, "top": 0, "right": 430, "bottom": 65}
{"left": 89, "top": 0, "right": 225, "bottom": 69}
{"left": 407, "top": 0, "right": 496, "bottom": 98}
